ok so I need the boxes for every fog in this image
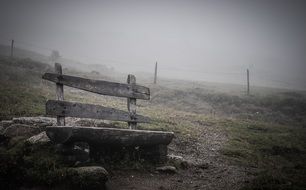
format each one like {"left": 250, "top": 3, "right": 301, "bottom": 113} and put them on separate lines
{"left": 0, "top": 0, "right": 305, "bottom": 90}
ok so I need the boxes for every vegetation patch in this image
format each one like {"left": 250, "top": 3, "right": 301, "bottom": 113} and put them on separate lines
{"left": 0, "top": 136, "right": 110, "bottom": 189}
{"left": 0, "top": 137, "right": 62, "bottom": 188}
{"left": 221, "top": 119, "right": 306, "bottom": 189}
{"left": 0, "top": 84, "right": 47, "bottom": 120}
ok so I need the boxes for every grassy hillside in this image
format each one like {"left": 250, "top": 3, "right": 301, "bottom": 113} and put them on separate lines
{"left": 0, "top": 55, "right": 306, "bottom": 189}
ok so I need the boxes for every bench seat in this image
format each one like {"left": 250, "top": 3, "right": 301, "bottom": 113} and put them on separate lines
{"left": 46, "top": 126, "right": 174, "bottom": 147}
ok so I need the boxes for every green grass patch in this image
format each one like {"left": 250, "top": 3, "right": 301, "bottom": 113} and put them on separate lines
{"left": 0, "top": 84, "right": 47, "bottom": 120}
{"left": 221, "top": 119, "right": 306, "bottom": 189}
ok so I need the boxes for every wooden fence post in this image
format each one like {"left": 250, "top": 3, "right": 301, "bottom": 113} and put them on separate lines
{"left": 247, "top": 69, "right": 250, "bottom": 95}
{"left": 55, "top": 63, "right": 65, "bottom": 126}
{"left": 154, "top": 62, "right": 157, "bottom": 84}
{"left": 10, "top": 39, "right": 14, "bottom": 57}
{"left": 127, "top": 74, "right": 137, "bottom": 129}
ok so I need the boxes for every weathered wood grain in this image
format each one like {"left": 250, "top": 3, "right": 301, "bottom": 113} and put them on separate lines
{"left": 42, "top": 73, "right": 150, "bottom": 100}
{"left": 127, "top": 74, "right": 137, "bottom": 129}
{"left": 46, "top": 126, "right": 174, "bottom": 146}
{"left": 55, "top": 63, "right": 65, "bottom": 126}
{"left": 46, "top": 100, "right": 150, "bottom": 123}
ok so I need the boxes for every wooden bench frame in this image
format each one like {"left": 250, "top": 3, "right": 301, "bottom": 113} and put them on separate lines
{"left": 43, "top": 63, "right": 174, "bottom": 162}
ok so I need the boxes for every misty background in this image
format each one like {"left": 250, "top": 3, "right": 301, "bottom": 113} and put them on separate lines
{"left": 0, "top": 0, "right": 305, "bottom": 90}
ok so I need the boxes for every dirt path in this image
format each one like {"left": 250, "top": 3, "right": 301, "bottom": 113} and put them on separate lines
{"left": 106, "top": 122, "right": 249, "bottom": 190}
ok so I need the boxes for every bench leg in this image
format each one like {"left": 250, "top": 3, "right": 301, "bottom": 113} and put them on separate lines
{"left": 56, "top": 143, "right": 89, "bottom": 164}
{"left": 89, "top": 145, "right": 126, "bottom": 163}
{"left": 89, "top": 146, "right": 104, "bottom": 162}
{"left": 141, "top": 145, "right": 168, "bottom": 163}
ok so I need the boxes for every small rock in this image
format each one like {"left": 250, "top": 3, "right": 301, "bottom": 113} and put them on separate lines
{"left": 74, "top": 161, "right": 82, "bottom": 167}
{"left": 13, "top": 117, "right": 55, "bottom": 128}
{"left": 72, "top": 166, "right": 108, "bottom": 176}
{"left": 156, "top": 166, "right": 176, "bottom": 174}
{"left": 0, "top": 120, "right": 13, "bottom": 128}
{"left": 168, "top": 154, "right": 183, "bottom": 160}
{"left": 27, "top": 131, "right": 50, "bottom": 144}
{"left": 198, "top": 163, "right": 209, "bottom": 170}
{"left": 195, "top": 169, "right": 202, "bottom": 174}
{"left": 3, "top": 124, "right": 42, "bottom": 138}
{"left": 69, "top": 166, "right": 108, "bottom": 189}
{"left": 167, "top": 154, "right": 189, "bottom": 169}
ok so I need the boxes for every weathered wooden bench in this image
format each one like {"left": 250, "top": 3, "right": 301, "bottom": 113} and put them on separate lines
{"left": 43, "top": 63, "right": 174, "bottom": 162}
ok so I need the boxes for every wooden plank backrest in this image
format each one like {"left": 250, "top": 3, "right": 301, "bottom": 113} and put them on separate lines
{"left": 43, "top": 63, "right": 150, "bottom": 129}
{"left": 46, "top": 100, "right": 150, "bottom": 123}
{"left": 42, "top": 73, "right": 150, "bottom": 100}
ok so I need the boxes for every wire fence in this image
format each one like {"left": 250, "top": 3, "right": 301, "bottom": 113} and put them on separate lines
{"left": 0, "top": 37, "right": 304, "bottom": 91}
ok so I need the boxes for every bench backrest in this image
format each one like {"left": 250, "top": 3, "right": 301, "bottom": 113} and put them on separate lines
{"left": 42, "top": 63, "right": 150, "bottom": 129}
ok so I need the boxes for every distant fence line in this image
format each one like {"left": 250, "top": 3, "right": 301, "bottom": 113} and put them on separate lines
{"left": 0, "top": 37, "right": 303, "bottom": 90}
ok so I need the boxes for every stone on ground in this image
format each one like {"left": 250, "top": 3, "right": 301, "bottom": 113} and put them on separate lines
{"left": 69, "top": 166, "right": 109, "bottom": 189}
{"left": 0, "top": 120, "right": 13, "bottom": 128}
{"left": 12, "top": 117, "right": 55, "bottom": 128}
{"left": 167, "top": 154, "right": 190, "bottom": 169}
{"left": 27, "top": 131, "right": 50, "bottom": 144}
{"left": 156, "top": 166, "right": 177, "bottom": 174}
{"left": 3, "top": 124, "right": 42, "bottom": 138}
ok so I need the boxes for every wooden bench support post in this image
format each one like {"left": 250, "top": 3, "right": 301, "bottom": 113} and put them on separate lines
{"left": 55, "top": 63, "right": 65, "bottom": 126}
{"left": 54, "top": 63, "right": 74, "bottom": 163}
{"left": 127, "top": 74, "right": 137, "bottom": 129}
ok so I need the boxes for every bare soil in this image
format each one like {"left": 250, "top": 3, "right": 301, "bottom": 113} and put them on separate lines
{"left": 106, "top": 122, "right": 250, "bottom": 190}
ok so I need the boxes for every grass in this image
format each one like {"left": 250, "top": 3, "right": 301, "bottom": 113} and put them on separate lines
{"left": 221, "top": 119, "right": 306, "bottom": 189}
{"left": 0, "top": 84, "right": 47, "bottom": 120}
{"left": 0, "top": 136, "right": 64, "bottom": 188}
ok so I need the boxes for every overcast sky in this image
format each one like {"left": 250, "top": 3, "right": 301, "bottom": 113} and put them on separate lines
{"left": 0, "top": 0, "right": 305, "bottom": 90}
